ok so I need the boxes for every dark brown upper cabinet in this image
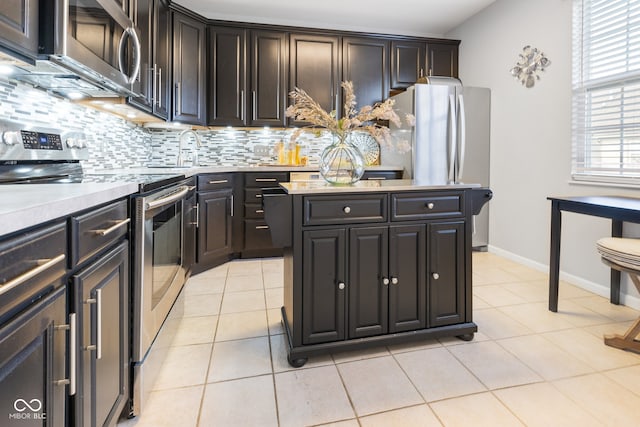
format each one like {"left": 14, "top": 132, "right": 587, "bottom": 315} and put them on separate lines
{"left": 173, "top": 11, "right": 207, "bottom": 125}
{"left": 208, "top": 26, "right": 247, "bottom": 126}
{"left": 289, "top": 33, "right": 341, "bottom": 121}
{"left": 427, "top": 42, "right": 459, "bottom": 78}
{"left": 153, "top": 0, "right": 172, "bottom": 119}
{"left": 342, "top": 36, "right": 389, "bottom": 113}
{"left": 0, "top": 0, "right": 39, "bottom": 60}
{"left": 391, "top": 40, "right": 426, "bottom": 90}
{"left": 208, "top": 27, "right": 287, "bottom": 127}
{"left": 250, "top": 30, "right": 288, "bottom": 127}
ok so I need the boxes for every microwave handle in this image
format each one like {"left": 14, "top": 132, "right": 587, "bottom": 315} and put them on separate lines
{"left": 118, "top": 27, "right": 141, "bottom": 84}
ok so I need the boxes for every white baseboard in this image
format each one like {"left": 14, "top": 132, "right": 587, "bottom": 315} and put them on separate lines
{"left": 487, "top": 245, "right": 640, "bottom": 311}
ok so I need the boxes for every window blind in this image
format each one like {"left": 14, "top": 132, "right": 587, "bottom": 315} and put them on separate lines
{"left": 572, "top": 0, "right": 640, "bottom": 184}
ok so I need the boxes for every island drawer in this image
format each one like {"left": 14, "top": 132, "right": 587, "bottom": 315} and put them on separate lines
{"left": 69, "top": 199, "right": 129, "bottom": 267}
{"left": 198, "top": 173, "right": 235, "bottom": 191}
{"left": 391, "top": 192, "right": 463, "bottom": 221}
{"left": 303, "top": 194, "right": 388, "bottom": 226}
{"left": 245, "top": 172, "right": 289, "bottom": 187}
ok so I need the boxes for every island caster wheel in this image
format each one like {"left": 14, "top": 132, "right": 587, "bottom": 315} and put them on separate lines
{"left": 287, "top": 354, "right": 307, "bottom": 368}
{"left": 457, "top": 333, "right": 475, "bottom": 342}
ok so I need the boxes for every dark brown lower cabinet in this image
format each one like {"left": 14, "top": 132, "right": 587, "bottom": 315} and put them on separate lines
{"left": 280, "top": 189, "right": 476, "bottom": 367}
{"left": 71, "top": 242, "right": 129, "bottom": 427}
{"left": 428, "top": 221, "right": 465, "bottom": 326}
{"left": 0, "top": 287, "right": 67, "bottom": 426}
{"left": 302, "top": 224, "right": 432, "bottom": 345}
{"left": 197, "top": 188, "right": 234, "bottom": 264}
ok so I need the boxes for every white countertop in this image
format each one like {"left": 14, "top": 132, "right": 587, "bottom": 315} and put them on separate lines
{"left": 280, "top": 179, "right": 480, "bottom": 194}
{"left": 88, "top": 164, "right": 403, "bottom": 177}
{"left": 0, "top": 165, "right": 406, "bottom": 238}
{"left": 0, "top": 182, "right": 139, "bottom": 237}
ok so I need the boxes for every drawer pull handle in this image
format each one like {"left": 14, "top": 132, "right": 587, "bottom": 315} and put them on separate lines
{"left": 432, "top": 273, "right": 440, "bottom": 280}
{"left": 391, "top": 277, "right": 399, "bottom": 285}
{"left": 367, "top": 177, "right": 386, "bottom": 180}
{"left": 426, "top": 203, "right": 435, "bottom": 210}
{"left": 85, "top": 289, "right": 102, "bottom": 359}
{"left": 338, "top": 282, "right": 345, "bottom": 290}
{"left": 0, "top": 254, "right": 65, "bottom": 296}
{"left": 256, "top": 209, "right": 264, "bottom": 214}
{"left": 208, "top": 179, "right": 228, "bottom": 184}
{"left": 343, "top": 206, "right": 351, "bottom": 214}
{"left": 255, "top": 194, "right": 263, "bottom": 198}
{"left": 255, "top": 225, "right": 270, "bottom": 230}
{"left": 382, "top": 277, "right": 390, "bottom": 285}
{"left": 54, "top": 313, "right": 77, "bottom": 395}
{"left": 93, "top": 218, "right": 130, "bottom": 236}
{"left": 255, "top": 178, "right": 277, "bottom": 182}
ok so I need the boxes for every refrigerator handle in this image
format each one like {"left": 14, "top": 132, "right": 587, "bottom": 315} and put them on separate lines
{"left": 448, "top": 94, "right": 457, "bottom": 184}
{"left": 457, "top": 94, "right": 467, "bottom": 183}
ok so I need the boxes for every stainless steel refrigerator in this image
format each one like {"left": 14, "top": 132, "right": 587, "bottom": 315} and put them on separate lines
{"left": 388, "top": 76, "right": 491, "bottom": 249}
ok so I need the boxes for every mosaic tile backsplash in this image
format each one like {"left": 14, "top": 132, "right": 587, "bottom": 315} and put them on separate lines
{"left": 0, "top": 78, "right": 332, "bottom": 169}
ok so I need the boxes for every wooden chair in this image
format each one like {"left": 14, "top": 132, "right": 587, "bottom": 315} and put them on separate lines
{"left": 596, "top": 237, "right": 640, "bottom": 353}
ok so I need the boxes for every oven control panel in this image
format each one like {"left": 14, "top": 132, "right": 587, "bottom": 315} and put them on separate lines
{"left": 20, "top": 131, "right": 64, "bottom": 150}
{"left": 0, "top": 119, "right": 89, "bottom": 161}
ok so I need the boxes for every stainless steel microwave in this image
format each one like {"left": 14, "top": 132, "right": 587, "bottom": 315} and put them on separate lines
{"left": 38, "top": 0, "right": 142, "bottom": 96}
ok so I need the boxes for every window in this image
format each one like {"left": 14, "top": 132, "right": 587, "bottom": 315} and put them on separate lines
{"left": 572, "top": 0, "right": 640, "bottom": 184}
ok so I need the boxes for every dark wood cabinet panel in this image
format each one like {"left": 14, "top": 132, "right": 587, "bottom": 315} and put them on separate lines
{"left": 0, "top": 287, "right": 67, "bottom": 426}
{"left": 348, "top": 226, "right": 388, "bottom": 338}
{"left": 342, "top": 37, "right": 389, "bottom": 111}
{"left": 208, "top": 26, "right": 247, "bottom": 126}
{"left": 0, "top": 0, "right": 39, "bottom": 59}
{"left": 302, "top": 228, "right": 346, "bottom": 345}
{"left": 428, "top": 221, "right": 465, "bottom": 326}
{"left": 152, "top": 0, "right": 172, "bottom": 119}
{"left": 71, "top": 242, "right": 129, "bottom": 427}
{"left": 289, "top": 33, "right": 340, "bottom": 119}
{"left": 391, "top": 40, "right": 425, "bottom": 90}
{"left": 427, "top": 42, "right": 459, "bottom": 78}
{"left": 197, "top": 188, "right": 234, "bottom": 263}
{"left": 389, "top": 224, "right": 426, "bottom": 332}
{"left": 250, "top": 30, "right": 288, "bottom": 126}
{"left": 173, "top": 12, "right": 206, "bottom": 125}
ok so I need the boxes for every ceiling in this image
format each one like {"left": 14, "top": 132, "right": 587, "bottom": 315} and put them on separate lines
{"left": 173, "top": 0, "right": 497, "bottom": 38}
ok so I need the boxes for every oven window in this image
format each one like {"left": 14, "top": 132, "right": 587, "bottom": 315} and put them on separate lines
{"left": 151, "top": 202, "right": 182, "bottom": 308}
{"left": 68, "top": 0, "right": 124, "bottom": 68}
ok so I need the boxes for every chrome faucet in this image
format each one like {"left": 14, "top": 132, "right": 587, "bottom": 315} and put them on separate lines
{"left": 177, "top": 129, "right": 202, "bottom": 166}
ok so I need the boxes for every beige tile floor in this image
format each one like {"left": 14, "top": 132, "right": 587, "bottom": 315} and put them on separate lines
{"left": 119, "top": 252, "right": 640, "bottom": 427}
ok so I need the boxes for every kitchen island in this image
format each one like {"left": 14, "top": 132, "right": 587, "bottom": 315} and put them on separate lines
{"left": 265, "top": 180, "right": 491, "bottom": 367}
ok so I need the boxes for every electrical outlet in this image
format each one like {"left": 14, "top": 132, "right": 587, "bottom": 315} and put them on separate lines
{"left": 254, "top": 145, "right": 271, "bottom": 156}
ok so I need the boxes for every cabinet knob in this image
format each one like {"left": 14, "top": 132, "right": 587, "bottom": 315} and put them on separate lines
{"left": 338, "top": 282, "right": 346, "bottom": 290}
{"left": 426, "top": 203, "right": 435, "bottom": 210}
{"left": 382, "top": 277, "right": 390, "bottom": 285}
{"left": 391, "top": 277, "right": 399, "bottom": 285}
{"left": 432, "top": 273, "right": 440, "bottom": 280}
{"left": 343, "top": 206, "right": 351, "bottom": 214}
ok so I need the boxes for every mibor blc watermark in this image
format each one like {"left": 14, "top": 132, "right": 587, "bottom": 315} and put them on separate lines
{"left": 8, "top": 399, "right": 46, "bottom": 421}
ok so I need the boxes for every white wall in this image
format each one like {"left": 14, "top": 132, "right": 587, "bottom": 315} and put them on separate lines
{"left": 447, "top": 0, "right": 640, "bottom": 308}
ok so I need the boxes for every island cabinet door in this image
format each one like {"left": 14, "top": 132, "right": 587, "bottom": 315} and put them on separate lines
{"left": 388, "top": 225, "right": 427, "bottom": 333}
{"left": 302, "top": 229, "right": 346, "bottom": 345}
{"left": 348, "top": 226, "right": 389, "bottom": 338}
{"left": 427, "top": 221, "right": 465, "bottom": 327}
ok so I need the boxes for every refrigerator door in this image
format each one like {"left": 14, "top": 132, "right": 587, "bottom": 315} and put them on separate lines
{"left": 412, "top": 83, "right": 458, "bottom": 185}
{"left": 457, "top": 86, "right": 491, "bottom": 248}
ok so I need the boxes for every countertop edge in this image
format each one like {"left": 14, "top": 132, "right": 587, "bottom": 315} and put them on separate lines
{"left": 0, "top": 183, "right": 139, "bottom": 237}
{"left": 280, "top": 180, "right": 481, "bottom": 194}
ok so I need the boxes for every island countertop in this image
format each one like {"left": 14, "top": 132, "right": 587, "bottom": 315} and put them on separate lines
{"left": 280, "top": 179, "right": 481, "bottom": 194}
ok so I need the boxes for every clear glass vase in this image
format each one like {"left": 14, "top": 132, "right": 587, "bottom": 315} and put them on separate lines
{"left": 319, "top": 134, "right": 365, "bottom": 185}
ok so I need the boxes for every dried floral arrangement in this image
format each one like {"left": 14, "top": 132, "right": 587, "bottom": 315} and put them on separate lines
{"left": 285, "top": 81, "right": 413, "bottom": 151}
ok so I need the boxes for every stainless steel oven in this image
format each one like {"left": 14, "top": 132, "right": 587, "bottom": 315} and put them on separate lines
{"left": 131, "top": 177, "right": 195, "bottom": 416}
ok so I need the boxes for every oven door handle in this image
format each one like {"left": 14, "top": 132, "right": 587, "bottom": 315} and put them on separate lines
{"left": 145, "top": 186, "right": 189, "bottom": 210}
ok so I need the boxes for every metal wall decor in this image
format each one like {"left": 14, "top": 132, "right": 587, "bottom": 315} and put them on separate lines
{"left": 510, "top": 45, "right": 551, "bottom": 88}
